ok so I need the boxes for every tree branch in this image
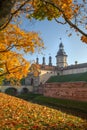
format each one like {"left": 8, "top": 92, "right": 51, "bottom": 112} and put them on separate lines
{"left": 0, "top": 0, "right": 32, "bottom": 30}
{"left": 11, "top": 0, "right": 32, "bottom": 15}
{"left": 4, "top": 62, "right": 10, "bottom": 74}
{"left": 0, "top": 44, "right": 21, "bottom": 53}
{"left": 44, "top": 0, "right": 87, "bottom": 37}
{"left": 55, "top": 18, "right": 66, "bottom": 24}
{"left": 0, "top": 63, "right": 26, "bottom": 77}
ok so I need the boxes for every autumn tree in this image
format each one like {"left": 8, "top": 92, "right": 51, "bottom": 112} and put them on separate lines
{"left": 0, "top": 24, "right": 43, "bottom": 84}
{"left": 0, "top": 0, "right": 87, "bottom": 43}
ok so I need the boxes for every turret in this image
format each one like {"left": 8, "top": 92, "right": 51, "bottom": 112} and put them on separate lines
{"left": 56, "top": 42, "right": 68, "bottom": 68}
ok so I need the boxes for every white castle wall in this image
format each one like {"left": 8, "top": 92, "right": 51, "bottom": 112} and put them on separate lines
{"left": 39, "top": 70, "right": 57, "bottom": 84}
{"left": 25, "top": 75, "right": 39, "bottom": 86}
{"left": 62, "top": 67, "right": 87, "bottom": 75}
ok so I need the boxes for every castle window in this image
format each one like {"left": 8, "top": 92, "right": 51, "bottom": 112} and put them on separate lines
{"left": 31, "top": 78, "right": 34, "bottom": 85}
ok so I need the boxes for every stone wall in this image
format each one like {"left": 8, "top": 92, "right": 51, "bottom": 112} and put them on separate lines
{"left": 0, "top": 85, "right": 33, "bottom": 93}
{"left": 43, "top": 82, "right": 87, "bottom": 101}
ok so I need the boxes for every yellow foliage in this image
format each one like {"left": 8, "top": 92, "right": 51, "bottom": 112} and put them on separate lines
{"left": 0, "top": 24, "right": 44, "bottom": 82}
{"left": 30, "top": 0, "right": 77, "bottom": 20}
{"left": 81, "top": 35, "right": 87, "bottom": 43}
{"left": 53, "top": 0, "right": 74, "bottom": 19}
{"left": 29, "top": 63, "right": 40, "bottom": 77}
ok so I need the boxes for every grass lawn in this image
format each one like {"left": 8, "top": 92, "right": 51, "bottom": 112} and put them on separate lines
{"left": 17, "top": 93, "right": 87, "bottom": 119}
{"left": 0, "top": 93, "right": 87, "bottom": 130}
{"left": 47, "top": 72, "right": 87, "bottom": 83}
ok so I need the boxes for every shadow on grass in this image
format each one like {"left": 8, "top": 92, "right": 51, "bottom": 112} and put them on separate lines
{"left": 32, "top": 100, "right": 87, "bottom": 120}
{"left": 16, "top": 93, "right": 87, "bottom": 120}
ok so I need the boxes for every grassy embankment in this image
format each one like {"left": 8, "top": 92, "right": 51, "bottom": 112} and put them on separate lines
{"left": 17, "top": 93, "right": 87, "bottom": 118}
{"left": 47, "top": 72, "right": 87, "bottom": 83}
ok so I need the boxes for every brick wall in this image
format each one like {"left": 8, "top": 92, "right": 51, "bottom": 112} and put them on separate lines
{"left": 43, "top": 82, "right": 87, "bottom": 101}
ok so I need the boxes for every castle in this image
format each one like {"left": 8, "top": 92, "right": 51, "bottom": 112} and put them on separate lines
{"left": 1, "top": 41, "right": 87, "bottom": 93}
{"left": 24, "top": 41, "right": 87, "bottom": 87}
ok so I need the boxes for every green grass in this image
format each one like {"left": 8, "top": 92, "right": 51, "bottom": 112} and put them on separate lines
{"left": 17, "top": 93, "right": 87, "bottom": 118}
{"left": 47, "top": 72, "right": 87, "bottom": 83}
{"left": 17, "top": 93, "right": 41, "bottom": 101}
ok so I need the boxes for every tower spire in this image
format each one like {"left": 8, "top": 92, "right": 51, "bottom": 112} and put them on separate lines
{"left": 56, "top": 39, "right": 68, "bottom": 68}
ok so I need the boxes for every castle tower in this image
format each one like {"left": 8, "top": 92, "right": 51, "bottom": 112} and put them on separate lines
{"left": 48, "top": 56, "right": 52, "bottom": 66}
{"left": 56, "top": 42, "right": 68, "bottom": 68}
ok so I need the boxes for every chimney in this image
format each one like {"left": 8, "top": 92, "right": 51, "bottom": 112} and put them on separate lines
{"left": 36, "top": 57, "right": 39, "bottom": 64}
{"left": 42, "top": 57, "right": 46, "bottom": 65}
{"left": 49, "top": 56, "right": 52, "bottom": 66}
{"left": 75, "top": 61, "right": 78, "bottom": 65}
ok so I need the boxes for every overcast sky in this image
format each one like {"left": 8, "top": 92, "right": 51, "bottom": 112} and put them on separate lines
{"left": 21, "top": 18, "right": 87, "bottom": 66}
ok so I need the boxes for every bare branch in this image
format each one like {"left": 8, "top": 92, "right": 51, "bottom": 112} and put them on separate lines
{"left": 55, "top": 18, "right": 66, "bottom": 24}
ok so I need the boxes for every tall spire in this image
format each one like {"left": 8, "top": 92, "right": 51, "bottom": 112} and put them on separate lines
{"left": 59, "top": 38, "right": 64, "bottom": 50}
{"left": 55, "top": 39, "right": 68, "bottom": 68}
{"left": 56, "top": 39, "right": 66, "bottom": 56}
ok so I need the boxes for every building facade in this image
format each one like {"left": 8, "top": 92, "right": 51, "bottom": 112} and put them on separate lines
{"left": 1, "top": 41, "right": 87, "bottom": 93}
{"left": 24, "top": 41, "right": 87, "bottom": 87}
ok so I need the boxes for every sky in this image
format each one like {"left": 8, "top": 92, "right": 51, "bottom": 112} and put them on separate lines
{"left": 21, "top": 18, "right": 87, "bottom": 66}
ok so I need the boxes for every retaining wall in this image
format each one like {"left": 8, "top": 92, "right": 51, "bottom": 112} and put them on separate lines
{"left": 43, "top": 82, "right": 87, "bottom": 101}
